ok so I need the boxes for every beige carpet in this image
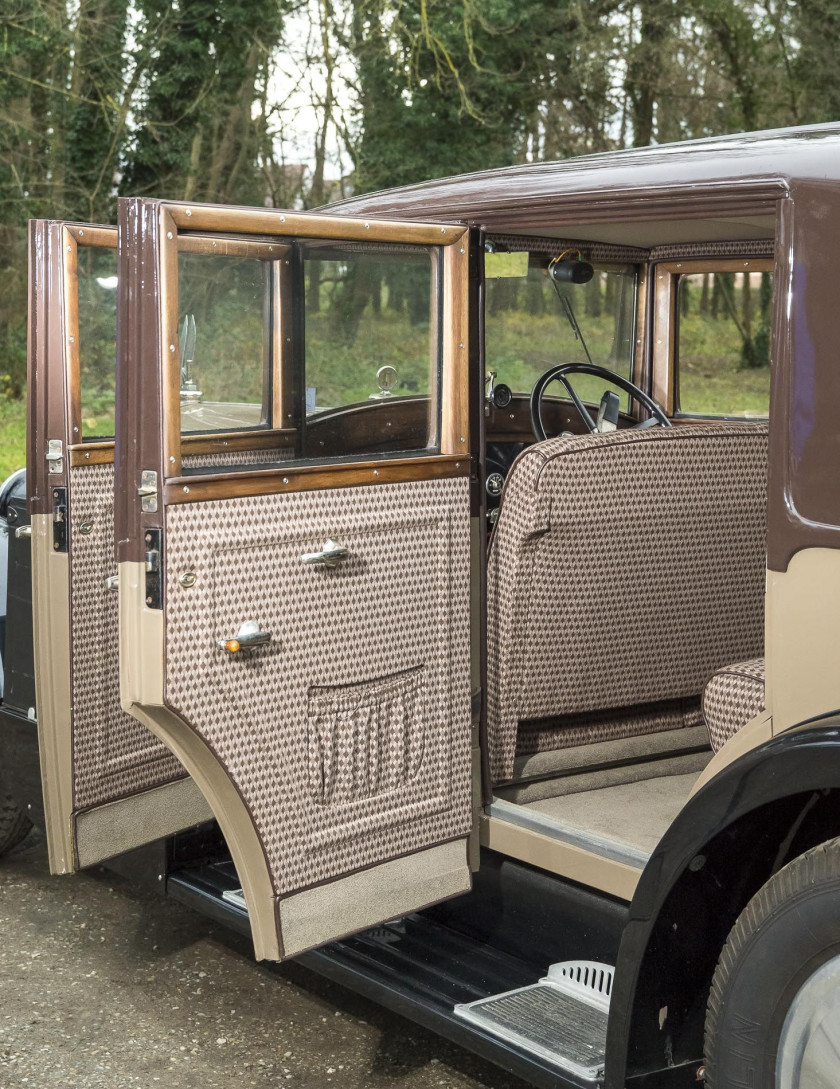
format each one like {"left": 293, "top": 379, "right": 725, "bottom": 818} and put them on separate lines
{"left": 521, "top": 771, "right": 699, "bottom": 855}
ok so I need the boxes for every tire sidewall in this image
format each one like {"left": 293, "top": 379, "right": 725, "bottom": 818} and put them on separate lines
{"left": 708, "top": 880, "right": 840, "bottom": 1087}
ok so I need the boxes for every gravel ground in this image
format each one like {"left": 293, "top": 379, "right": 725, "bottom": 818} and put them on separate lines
{"left": 0, "top": 832, "right": 529, "bottom": 1089}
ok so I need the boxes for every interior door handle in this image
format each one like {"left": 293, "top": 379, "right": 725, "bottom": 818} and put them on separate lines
{"left": 219, "top": 620, "right": 272, "bottom": 654}
{"left": 105, "top": 574, "right": 119, "bottom": 592}
{"left": 300, "top": 538, "right": 348, "bottom": 568}
{"left": 14, "top": 525, "right": 31, "bottom": 539}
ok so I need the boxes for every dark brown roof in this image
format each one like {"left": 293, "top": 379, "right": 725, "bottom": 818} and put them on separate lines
{"left": 324, "top": 124, "right": 840, "bottom": 234}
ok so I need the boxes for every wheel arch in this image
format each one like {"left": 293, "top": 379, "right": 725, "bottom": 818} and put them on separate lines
{"left": 604, "top": 715, "right": 840, "bottom": 1088}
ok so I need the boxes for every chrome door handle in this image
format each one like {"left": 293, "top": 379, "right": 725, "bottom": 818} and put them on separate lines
{"left": 300, "top": 538, "right": 348, "bottom": 568}
{"left": 219, "top": 620, "right": 272, "bottom": 654}
{"left": 105, "top": 574, "right": 119, "bottom": 592}
{"left": 14, "top": 525, "right": 31, "bottom": 539}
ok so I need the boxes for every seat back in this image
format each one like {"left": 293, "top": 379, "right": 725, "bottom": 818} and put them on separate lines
{"left": 487, "top": 423, "right": 768, "bottom": 781}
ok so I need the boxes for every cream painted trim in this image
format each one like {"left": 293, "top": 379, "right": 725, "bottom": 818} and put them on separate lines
{"left": 278, "top": 839, "right": 470, "bottom": 957}
{"left": 767, "top": 548, "right": 840, "bottom": 733}
{"left": 119, "top": 559, "right": 281, "bottom": 961}
{"left": 31, "top": 514, "right": 75, "bottom": 874}
{"left": 688, "top": 710, "right": 773, "bottom": 797}
{"left": 478, "top": 813, "right": 641, "bottom": 901}
{"left": 75, "top": 775, "right": 212, "bottom": 869}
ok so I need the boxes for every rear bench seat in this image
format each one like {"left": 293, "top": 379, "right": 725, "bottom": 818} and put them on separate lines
{"left": 702, "top": 658, "right": 766, "bottom": 752}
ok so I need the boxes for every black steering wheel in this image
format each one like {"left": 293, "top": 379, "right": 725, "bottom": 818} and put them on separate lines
{"left": 530, "top": 362, "right": 671, "bottom": 442}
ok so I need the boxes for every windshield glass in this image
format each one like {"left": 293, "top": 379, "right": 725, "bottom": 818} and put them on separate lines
{"left": 484, "top": 255, "right": 638, "bottom": 405}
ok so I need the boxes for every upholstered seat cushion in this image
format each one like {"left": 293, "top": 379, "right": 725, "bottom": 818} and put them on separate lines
{"left": 702, "top": 658, "right": 766, "bottom": 753}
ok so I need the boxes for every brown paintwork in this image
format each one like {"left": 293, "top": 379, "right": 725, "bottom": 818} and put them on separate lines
{"left": 28, "top": 221, "right": 72, "bottom": 515}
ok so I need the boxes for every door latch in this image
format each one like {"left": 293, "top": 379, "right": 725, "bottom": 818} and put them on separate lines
{"left": 46, "top": 439, "right": 64, "bottom": 475}
{"left": 52, "top": 487, "right": 67, "bottom": 552}
{"left": 144, "top": 528, "right": 163, "bottom": 609}
{"left": 138, "top": 470, "right": 158, "bottom": 513}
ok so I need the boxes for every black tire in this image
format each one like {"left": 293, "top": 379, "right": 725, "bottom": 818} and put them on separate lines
{"left": 0, "top": 791, "right": 31, "bottom": 856}
{"left": 704, "top": 838, "right": 840, "bottom": 1088}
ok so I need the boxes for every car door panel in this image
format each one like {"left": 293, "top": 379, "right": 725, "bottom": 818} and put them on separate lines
{"left": 28, "top": 221, "right": 206, "bottom": 874}
{"left": 117, "top": 199, "right": 475, "bottom": 959}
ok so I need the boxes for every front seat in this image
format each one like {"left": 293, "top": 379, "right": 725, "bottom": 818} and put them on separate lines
{"left": 486, "top": 423, "right": 768, "bottom": 782}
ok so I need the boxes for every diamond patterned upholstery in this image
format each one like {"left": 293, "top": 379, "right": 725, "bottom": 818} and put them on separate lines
{"left": 703, "top": 658, "right": 766, "bottom": 752}
{"left": 487, "top": 424, "right": 768, "bottom": 782}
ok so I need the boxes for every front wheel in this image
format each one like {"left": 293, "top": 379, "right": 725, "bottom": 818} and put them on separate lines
{"left": 0, "top": 792, "right": 31, "bottom": 856}
{"left": 705, "top": 838, "right": 840, "bottom": 1088}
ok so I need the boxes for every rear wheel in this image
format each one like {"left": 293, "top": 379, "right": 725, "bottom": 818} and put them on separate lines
{"left": 705, "top": 838, "right": 840, "bottom": 1088}
{"left": 0, "top": 792, "right": 31, "bottom": 856}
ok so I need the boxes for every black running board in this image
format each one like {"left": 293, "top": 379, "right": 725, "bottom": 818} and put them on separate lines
{"left": 167, "top": 863, "right": 596, "bottom": 1089}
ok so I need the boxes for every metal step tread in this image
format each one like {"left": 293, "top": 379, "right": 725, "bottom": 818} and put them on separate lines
{"left": 455, "top": 961, "right": 614, "bottom": 1084}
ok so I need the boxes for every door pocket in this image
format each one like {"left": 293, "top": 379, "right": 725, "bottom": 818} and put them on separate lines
{"left": 307, "top": 666, "right": 426, "bottom": 807}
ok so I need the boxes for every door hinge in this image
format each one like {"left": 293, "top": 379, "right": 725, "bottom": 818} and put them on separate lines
{"left": 52, "top": 487, "right": 67, "bottom": 552}
{"left": 144, "top": 528, "right": 163, "bottom": 609}
{"left": 46, "top": 439, "right": 64, "bottom": 475}
{"left": 138, "top": 469, "right": 158, "bottom": 513}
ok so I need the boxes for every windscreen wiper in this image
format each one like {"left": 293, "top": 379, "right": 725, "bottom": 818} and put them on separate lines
{"left": 552, "top": 280, "right": 594, "bottom": 366}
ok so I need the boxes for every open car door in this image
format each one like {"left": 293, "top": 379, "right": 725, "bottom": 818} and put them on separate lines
{"left": 28, "top": 221, "right": 210, "bottom": 875}
{"left": 116, "top": 199, "right": 476, "bottom": 960}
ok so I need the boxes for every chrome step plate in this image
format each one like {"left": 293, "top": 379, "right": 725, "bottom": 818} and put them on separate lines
{"left": 454, "top": 961, "right": 613, "bottom": 1084}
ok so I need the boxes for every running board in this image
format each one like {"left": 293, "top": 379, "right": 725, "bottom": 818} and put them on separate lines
{"left": 166, "top": 863, "right": 607, "bottom": 1089}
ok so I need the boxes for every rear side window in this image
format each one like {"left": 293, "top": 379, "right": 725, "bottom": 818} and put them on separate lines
{"left": 677, "top": 267, "right": 773, "bottom": 418}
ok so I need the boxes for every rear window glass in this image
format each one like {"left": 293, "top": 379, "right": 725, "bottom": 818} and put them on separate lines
{"left": 677, "top": 269, "right": 773, "bottom": 418}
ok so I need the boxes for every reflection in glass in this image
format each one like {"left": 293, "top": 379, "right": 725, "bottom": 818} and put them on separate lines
{"left": 78, "top": 246, "right": 118, "bottom": 440}
{"left": 177, "top": 252, "right": 270, "bottom": 433}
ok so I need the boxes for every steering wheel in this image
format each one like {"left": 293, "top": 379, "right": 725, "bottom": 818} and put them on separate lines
{"left": 530, "top": 362, "right": 671, "bottom": 442}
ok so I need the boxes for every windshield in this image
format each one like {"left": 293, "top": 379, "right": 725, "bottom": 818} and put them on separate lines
{"left": 484, "top": 255, "right": 638, "bottom": 405}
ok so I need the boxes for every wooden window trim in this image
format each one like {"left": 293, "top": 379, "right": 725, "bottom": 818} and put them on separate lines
{"left": 651, "top": 256, "right": 775, "bottom": 418}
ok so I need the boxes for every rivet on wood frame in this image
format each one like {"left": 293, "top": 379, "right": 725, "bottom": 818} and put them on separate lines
{"left": 169, "top": 344, "right": 176, "bottom": 353}
{"left": 167, "top": 231, "right": 173, "bottom": 239}
{"left": 84, "top": 452, "right": 90, "bottom": 459}
{"left": 459, "top": 342, "right": 465, "bottom": 349}
{"left": 459, "top": 436, "right": 466, "bottom": 443}
{"left": 170, "top": 456, "right": 175, "bottom": 463}
{"left": 183, "top": 486, "right": 189, "bottom": 493}
{"left": 185, "top": 209, "right": 192, "bottom": 217}
{"left": 365, "top": 222, "right": 370, "bottom": 229}
{"left": 282, "top": 477, "right": 289, "bottom": 484}
{"left": 460, "top": 248, "right": 465, "bottom": 254}
{"left": 69, "top": 336, "right": 74, "bottom": 343}
{"left": 78, "top": 229, "right": 84, "bottom": 236}
{"left": 374, "top": 469, "right": 379, "bottom": 476}
{"left": 67, "top": 245, "right": 72, "bottom": 252}
{"left": 441, "top": 228, "right": 446, "bottom": 234}
{"left": 280, "top": 215, "right": 286, "bottom": 222}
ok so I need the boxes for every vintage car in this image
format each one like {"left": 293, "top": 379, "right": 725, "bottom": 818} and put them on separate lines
{"left": 3, "top": 122, "right": 840, "bottom": 1089}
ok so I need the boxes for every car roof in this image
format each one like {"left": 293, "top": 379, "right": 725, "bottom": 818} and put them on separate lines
{"left": 324, "top": 123, "right": 840, "bottom": 242}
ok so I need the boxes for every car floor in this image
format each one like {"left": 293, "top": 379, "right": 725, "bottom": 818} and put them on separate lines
{"left": 517, "top": 771, "right": 701, "bottom": 857}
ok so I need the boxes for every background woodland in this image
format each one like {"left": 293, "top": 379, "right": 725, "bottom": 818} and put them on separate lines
{"left": 1, "top": 0, "right": 839, "bottom": 439}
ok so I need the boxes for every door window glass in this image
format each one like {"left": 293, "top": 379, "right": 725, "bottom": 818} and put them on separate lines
{"left": 300, "top": 242, "right": 440, "bottom": 459}
{"left": 484, "top": 255, "right": 638, "bottom": 405}
{"left": 177, "top": 250, "right": 272, "bottom": 433}
{"left": 677, "top": 270, "right": 773, "bottom": 418}
{"left": 78, "top": 245, "right": 118, "bottom": 440}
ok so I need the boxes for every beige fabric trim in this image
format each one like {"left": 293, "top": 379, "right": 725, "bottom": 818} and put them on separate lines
{"left": 479, "top": 815, "right": 640, "bottom": 901}
{"left": 75, "top": 776, "right": 213, "bottom": 869}
{"left": 278, "top": 838, "right": 470, "bottom": 957}
{"left": 497, "top": 748, "right": 712, "bottom": 805}
{"left": 31, "top": 514, "right": 75, "bottom": 874}
{"left": 510, "top": 723, "right": 711, "bottom": 782}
